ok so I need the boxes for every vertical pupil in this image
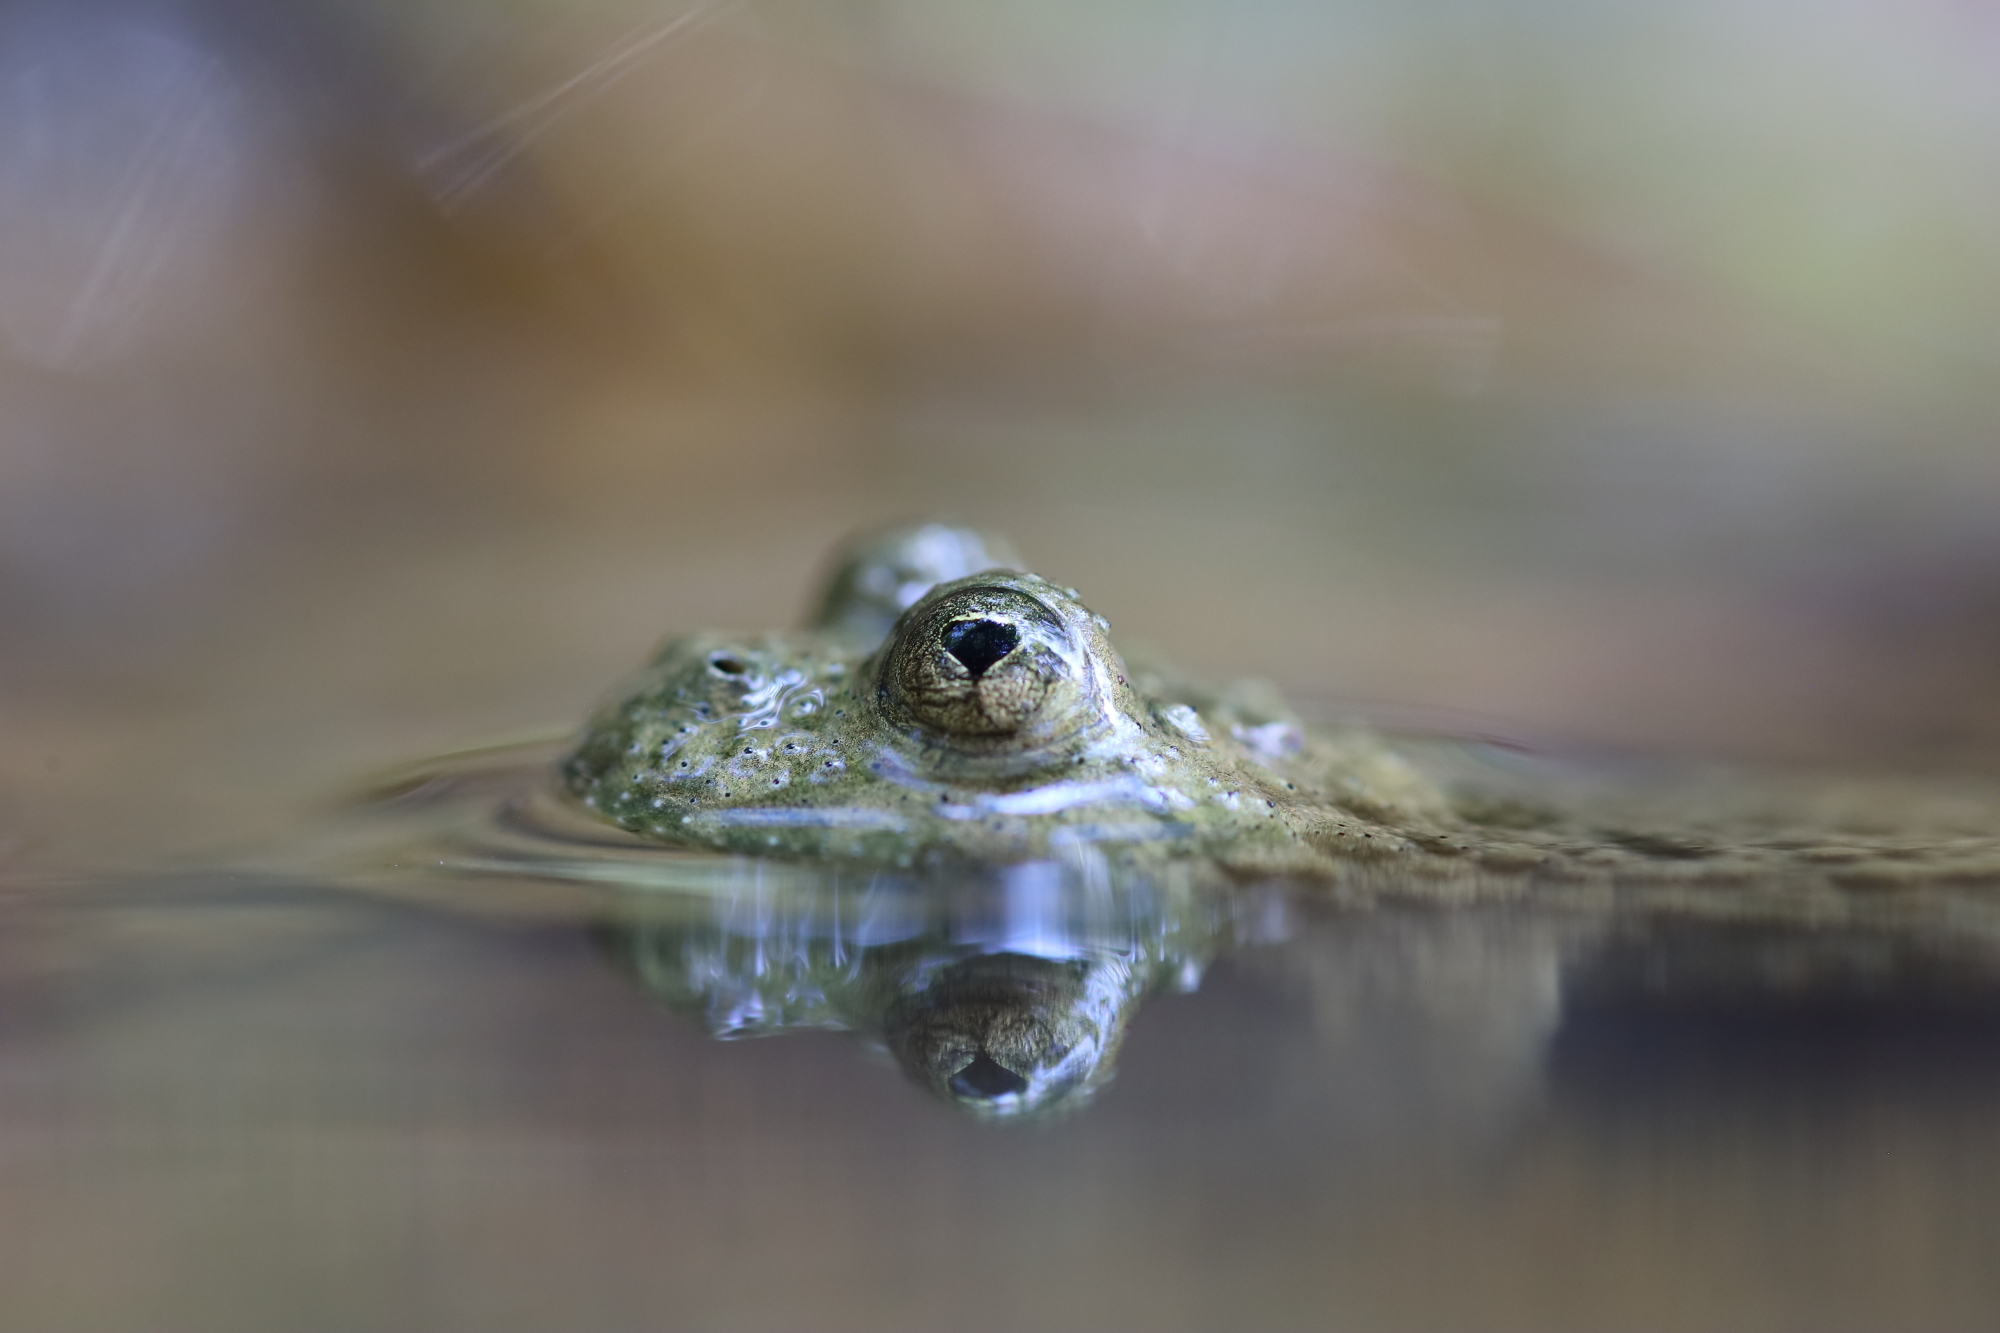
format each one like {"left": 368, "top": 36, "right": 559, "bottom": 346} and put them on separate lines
{"left": 941, "top": 619, "right": 1018, "bottom": 677}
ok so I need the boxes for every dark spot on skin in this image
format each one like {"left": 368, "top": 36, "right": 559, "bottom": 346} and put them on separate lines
{"left": 940, "top": 618, "right": 1019, "bottom": 678}
{"left": 709, "top": 655, "right": 748, "bottom": 676}
{"left": 950, "top": 1054, "right": 1028, "bottom": 1100}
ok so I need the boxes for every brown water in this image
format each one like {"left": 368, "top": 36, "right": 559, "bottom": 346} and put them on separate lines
{"left": 5, "top": 748, "right": 2000, "bottom": 1330}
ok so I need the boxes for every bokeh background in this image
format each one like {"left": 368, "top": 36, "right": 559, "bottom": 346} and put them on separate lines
{"left": 9, "top": 0, "right": 2000, "bottom": 869}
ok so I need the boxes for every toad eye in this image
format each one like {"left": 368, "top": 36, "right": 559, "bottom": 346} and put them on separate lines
{"left": 877, "top": 578, "right": 1114, "bottom": 755}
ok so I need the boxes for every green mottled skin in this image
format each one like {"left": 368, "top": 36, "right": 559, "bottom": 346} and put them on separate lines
{"left": 564, "top": 524, "right": 1459, "bottom": 875}
{"left": 566, "top": 524, "right": 2000, "bottom": 890}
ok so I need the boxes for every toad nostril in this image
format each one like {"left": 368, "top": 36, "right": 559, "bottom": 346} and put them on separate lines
{"left": 940, "top": 619, "right": 1018, "bottom": 678}
{"left": 949, "top": 1053, "right": 1029, "bottom": 1099}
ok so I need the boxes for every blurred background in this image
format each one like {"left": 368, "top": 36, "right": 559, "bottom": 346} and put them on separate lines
{"left": 9, "top": 0, "right": 2000, "bottom": 869}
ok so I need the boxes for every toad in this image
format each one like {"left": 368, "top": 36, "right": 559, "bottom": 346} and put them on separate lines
{"left": 564, "top": 522, "right": 1459, "bottom": 877}
{"left": 564, "top": 523, "right": 2000, "bottom": 892}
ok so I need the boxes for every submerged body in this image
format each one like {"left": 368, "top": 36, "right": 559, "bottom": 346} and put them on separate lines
{"left": 565, "top": 524, "right": 2000, "bottom": 889}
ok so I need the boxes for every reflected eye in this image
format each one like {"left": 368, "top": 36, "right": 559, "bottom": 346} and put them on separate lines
{"left": 879, "top": 582, "right": 1093, "bottom": 748}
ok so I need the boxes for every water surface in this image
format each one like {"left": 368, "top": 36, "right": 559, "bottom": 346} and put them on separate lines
{"left": 5, "top": 751, "right": 2000, "bottom": 1330}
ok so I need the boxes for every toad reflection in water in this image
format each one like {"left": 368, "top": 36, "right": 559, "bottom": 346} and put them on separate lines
{"left": 600, "top": 865, "right": 1271, "bottom": 1117}
{"left": 596, "top": 861, "right": 2000, "bottom": 1123}
{"left": 566, "top": 523, "right": 2000, "bottom": 890}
